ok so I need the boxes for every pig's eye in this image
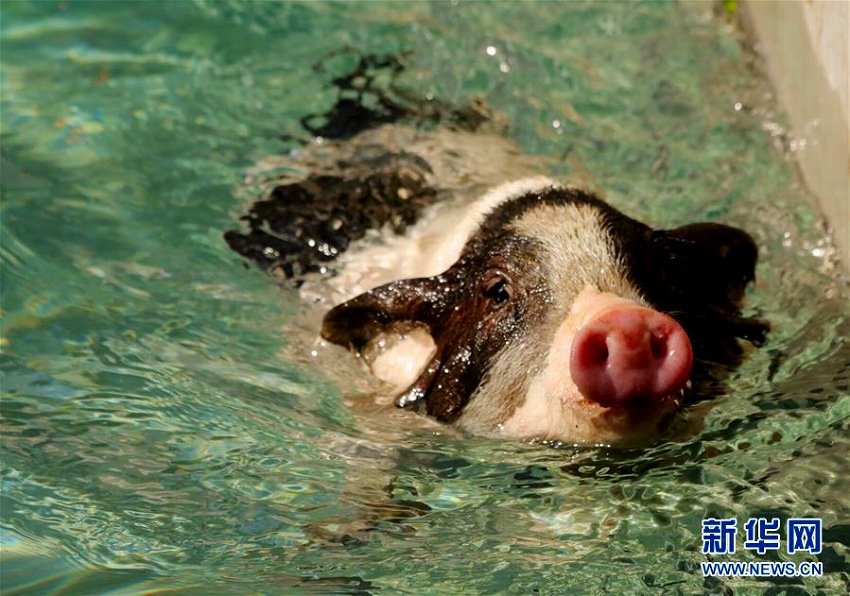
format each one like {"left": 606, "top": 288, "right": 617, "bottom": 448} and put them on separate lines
{"left": 483, "top": 277, "right": 511, "bottom": 305}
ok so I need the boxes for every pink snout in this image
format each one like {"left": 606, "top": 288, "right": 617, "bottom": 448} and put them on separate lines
{"left": 569, "top": 305, "right": 693, "bottom": 408}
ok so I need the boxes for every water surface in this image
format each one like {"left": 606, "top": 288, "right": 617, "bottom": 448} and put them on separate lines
{"left": 2, "top": 1, "right": 849, "bottom": 593}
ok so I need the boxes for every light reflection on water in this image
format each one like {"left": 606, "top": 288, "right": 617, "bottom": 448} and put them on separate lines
{"left": 2, "top": 1, "right": 849, "bottom": 593}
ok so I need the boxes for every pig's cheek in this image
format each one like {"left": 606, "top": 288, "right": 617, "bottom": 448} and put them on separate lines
{"left": 496, "top": 323, "right": 592, "bottom": 440}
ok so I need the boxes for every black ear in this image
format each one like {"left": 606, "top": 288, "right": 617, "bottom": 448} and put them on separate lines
{"left": 321, "top": 270, "right": 480, "bottom": 422}
{"left": 651, "top": 222, "right": 759, "bottom": 316}
{"left": 320, "top": 276, "right": 445, "bottom": 349}
{"left": 647, "top": 222, "right": 769, "bottom": 361}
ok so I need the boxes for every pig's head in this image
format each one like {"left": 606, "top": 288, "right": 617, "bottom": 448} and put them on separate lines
{"left": 321, "top": 184, "right": 768, "bottom": 446}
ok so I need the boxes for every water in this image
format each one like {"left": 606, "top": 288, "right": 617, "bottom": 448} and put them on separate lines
{"left": 2, "top": 1, "right": 849, "bottom": 593}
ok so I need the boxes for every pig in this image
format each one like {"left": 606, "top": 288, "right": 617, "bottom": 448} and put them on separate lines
{"left": 225, "top": 52, "right": 767, "bottom": 447}
{"left": 228, "top": 164, "right": 767, "bottom": 447}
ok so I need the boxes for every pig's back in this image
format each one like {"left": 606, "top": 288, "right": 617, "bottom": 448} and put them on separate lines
{"left": 226, "top": 125, "right": 552, "bottom": 305}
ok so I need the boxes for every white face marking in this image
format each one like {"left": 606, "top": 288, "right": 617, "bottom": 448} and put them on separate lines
{"left": 508, "top": 202, "right": 645, "bottom": 305}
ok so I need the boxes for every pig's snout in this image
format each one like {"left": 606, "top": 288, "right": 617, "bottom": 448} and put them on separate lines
{"left": 569, "top": 306, "right": 692, "bottom": 408}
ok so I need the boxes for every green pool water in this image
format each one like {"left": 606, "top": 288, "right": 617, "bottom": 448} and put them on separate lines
{"left": 2, "top": 1, "right": 849, "bottom": 594}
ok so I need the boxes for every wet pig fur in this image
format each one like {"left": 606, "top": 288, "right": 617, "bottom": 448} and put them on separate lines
{"left": 228, "top": 164, "right": 767, "bottom": 447}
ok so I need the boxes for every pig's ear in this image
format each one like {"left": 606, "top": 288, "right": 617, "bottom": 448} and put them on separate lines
{"left": 650, "top": 222, "right": 759, "bottom": 314}
{"left": 321, "top": 277, "right": 443, "bottom": 349}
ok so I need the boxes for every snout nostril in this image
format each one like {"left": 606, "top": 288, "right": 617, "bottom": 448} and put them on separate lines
{"left": 588, "top": 336, "right": 609, "bottom": 365}
{"left": 650, "top": 333, "right": 667, "bottom": 359}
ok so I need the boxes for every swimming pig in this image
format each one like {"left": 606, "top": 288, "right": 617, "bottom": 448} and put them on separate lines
{"left": 225, "top": 54, "right": 766, "bottom": 447}
{"left": 316, "top": 177, "right": 767, "bottom": 446}
{"left": 228, "top": 161, "right": 767, "bottom": 446}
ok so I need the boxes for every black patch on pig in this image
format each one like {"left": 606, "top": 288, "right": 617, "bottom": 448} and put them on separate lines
{"left": 224, "top": 150, "right": 439, "bottom": 278}
{"left": 225, "top": 49, "right": 494, "bottom": 279}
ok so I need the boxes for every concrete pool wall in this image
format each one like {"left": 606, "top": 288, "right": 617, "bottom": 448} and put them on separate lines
{"left": 741, "top": 0, "right": 849, "bottom": 274}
